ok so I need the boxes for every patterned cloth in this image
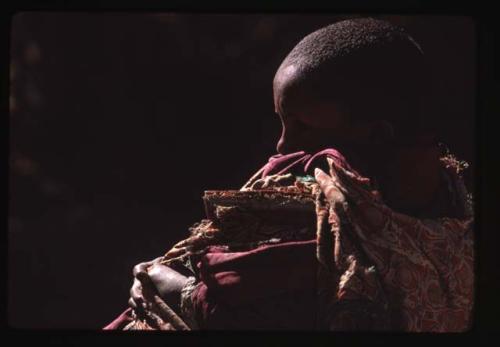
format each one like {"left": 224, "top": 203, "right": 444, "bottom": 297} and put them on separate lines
{"left": 312, "top": 154, "right": 473, "bottom": 331}
{"left": 105, "top": 148, "right": 473, "bottom": 332}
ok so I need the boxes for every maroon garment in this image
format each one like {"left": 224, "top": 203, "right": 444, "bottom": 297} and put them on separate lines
{"left": 104, "top": 239, "right": 318, "bottom": 330}
{"left": 104, "top": 148, "right": 473, "bottom": 331}
{"left": 261, "top": 149, "right": 359, "bottom": 179}
{"left": 103, "top": 150, "right": 331, "bottom": 330}
{"left": 191, "top": 239, "right": 318, "bottom": 330}
{"left": 103, "top": 308, "right": 133, "bottom": 330}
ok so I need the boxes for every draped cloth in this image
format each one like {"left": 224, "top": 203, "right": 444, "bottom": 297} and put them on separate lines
{"left": 104, "top": 148, "right": 473, "bottom": 332}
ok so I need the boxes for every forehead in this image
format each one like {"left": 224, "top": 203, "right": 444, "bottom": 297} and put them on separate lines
{"left": 274, "top": 64, "right": 300, "bottom": 89}
{"left": 273, "top": 64, "right": 313, "bottom": 111}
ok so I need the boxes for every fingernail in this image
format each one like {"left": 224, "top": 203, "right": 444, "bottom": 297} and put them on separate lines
{"left": 327, "top": 157, "right": 334, "bottom": 167}
{"left": 314, "top": 168, "right": 321, "bottom": 177}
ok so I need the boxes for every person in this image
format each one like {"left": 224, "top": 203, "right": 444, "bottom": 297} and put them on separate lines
{"left": 104, "top": 17, "right": 473, "bottom": 331}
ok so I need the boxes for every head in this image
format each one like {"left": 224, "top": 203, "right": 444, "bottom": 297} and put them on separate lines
{"left": 273, "top": 18, "right": 429, "bottom": 159}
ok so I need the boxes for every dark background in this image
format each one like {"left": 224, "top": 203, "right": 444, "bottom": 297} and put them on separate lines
{"left": 8, "top": 14, "right": 475, "bottom": 329}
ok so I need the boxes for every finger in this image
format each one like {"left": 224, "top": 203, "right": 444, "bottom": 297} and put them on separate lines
{"left": 326, "top": 160, "right": 375, "bottom": 204}
{"left": 128, "top": 297, "right": 138, "bottom": 310}
{"left": 136, "top": 271, "right": 158, "bottom": 301}
{"left": 314, "top": 168, "right": 345, "bottom": 204}
{"left": 326, "top": 157, "right": 341, "bottom": 181}
{"left": 327, "top": 157, "right": 370, "bottom": 186}
{"left": 133, "top": 257, "right": 163, "bottom": 276}
{"left": 144, "top": 309, "right": 168, "bottom": 330}
{"left": 164, "top": 246, "right": 187, "bottom": 259}
{"left": 130, "top": 278, "right": 143, "bottom": 304}
{"left": 152, "top": 257, "right": 163, "bottom": 264}
{"left": 325, "top": 158, "right": 353, "bottom": 198}
{"left": 325, "top": 158, "right": 393, "bottom": 227}
{"left": 133, "top": 262, "right": 148, "bottom": 277}
{"left": 314, "top": 167, "right": 331, "bottom": 190}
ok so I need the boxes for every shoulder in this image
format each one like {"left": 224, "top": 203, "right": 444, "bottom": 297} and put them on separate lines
{"left": 380, "top": 142, "right": 473, "bottom": 220}
{"left": 382, "top": 144, "right": 442, "bottom": 215}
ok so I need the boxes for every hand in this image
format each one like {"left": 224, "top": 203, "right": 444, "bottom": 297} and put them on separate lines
{"left": 314, "top": 166, "right": 346, "bottom": 207}
{"left": 314, "top": 157, "right": 381, "bottom": 206}
{"left": 129, "top": 257, "right": 161, "bottom": 311}
{"left": 146, "top": 263, "right": 190, "bottom": 307}
{"left": 314, "top": 157, "right": 386, "bottom": 226}
{"left": 314, "top": 156, "right": 398, "bottom": 231}
{"left": 129, "top": 257, "right": 189, "bottom": 312}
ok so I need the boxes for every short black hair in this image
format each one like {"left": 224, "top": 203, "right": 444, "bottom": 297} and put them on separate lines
{"left": 279, "top": 18, "right": 429, "bottom": 141}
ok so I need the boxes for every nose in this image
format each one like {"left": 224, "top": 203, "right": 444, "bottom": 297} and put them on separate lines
{"left": 276, "top": 135, "right": 290, "bottom": 154}
{"left": 275, "top": 126, "right": 288, "bottom": 154}
{"left": 276, "top": 117, "right": 304, "bottom": 154}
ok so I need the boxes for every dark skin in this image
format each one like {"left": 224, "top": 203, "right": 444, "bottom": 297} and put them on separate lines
{"left": 129, "top": 257, "right": 188, "bottom": 313}
{"left": 129, "top": 62, "right": 442, "bottom": 312}
{"left": 272, "top": 64, "right": 442, "bottom": 211}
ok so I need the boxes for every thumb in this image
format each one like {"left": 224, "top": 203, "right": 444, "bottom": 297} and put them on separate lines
{"left": 314, "top": 167, "right": 330, "bottom": 191}
{"left": 315, "top": 167, "right": 346, "bottom": 204}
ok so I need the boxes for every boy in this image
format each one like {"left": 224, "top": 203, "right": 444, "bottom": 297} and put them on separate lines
{"left": 106, "top": 17, "right": 473, "bottom": 331}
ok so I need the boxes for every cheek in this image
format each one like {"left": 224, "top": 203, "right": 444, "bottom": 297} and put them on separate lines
{"left": 296, "top": 102, "right": 347, "bottom": 129}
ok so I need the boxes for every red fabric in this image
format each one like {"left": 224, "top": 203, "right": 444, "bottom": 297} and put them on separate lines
{"left": 191, "top": 240, "right": 318, "bottom": 329}
{"left": 260, "top": 148, "right": 359, "bottom": 179}
{"left": 103, "top": 308, "right": 133, "bottom": 330}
